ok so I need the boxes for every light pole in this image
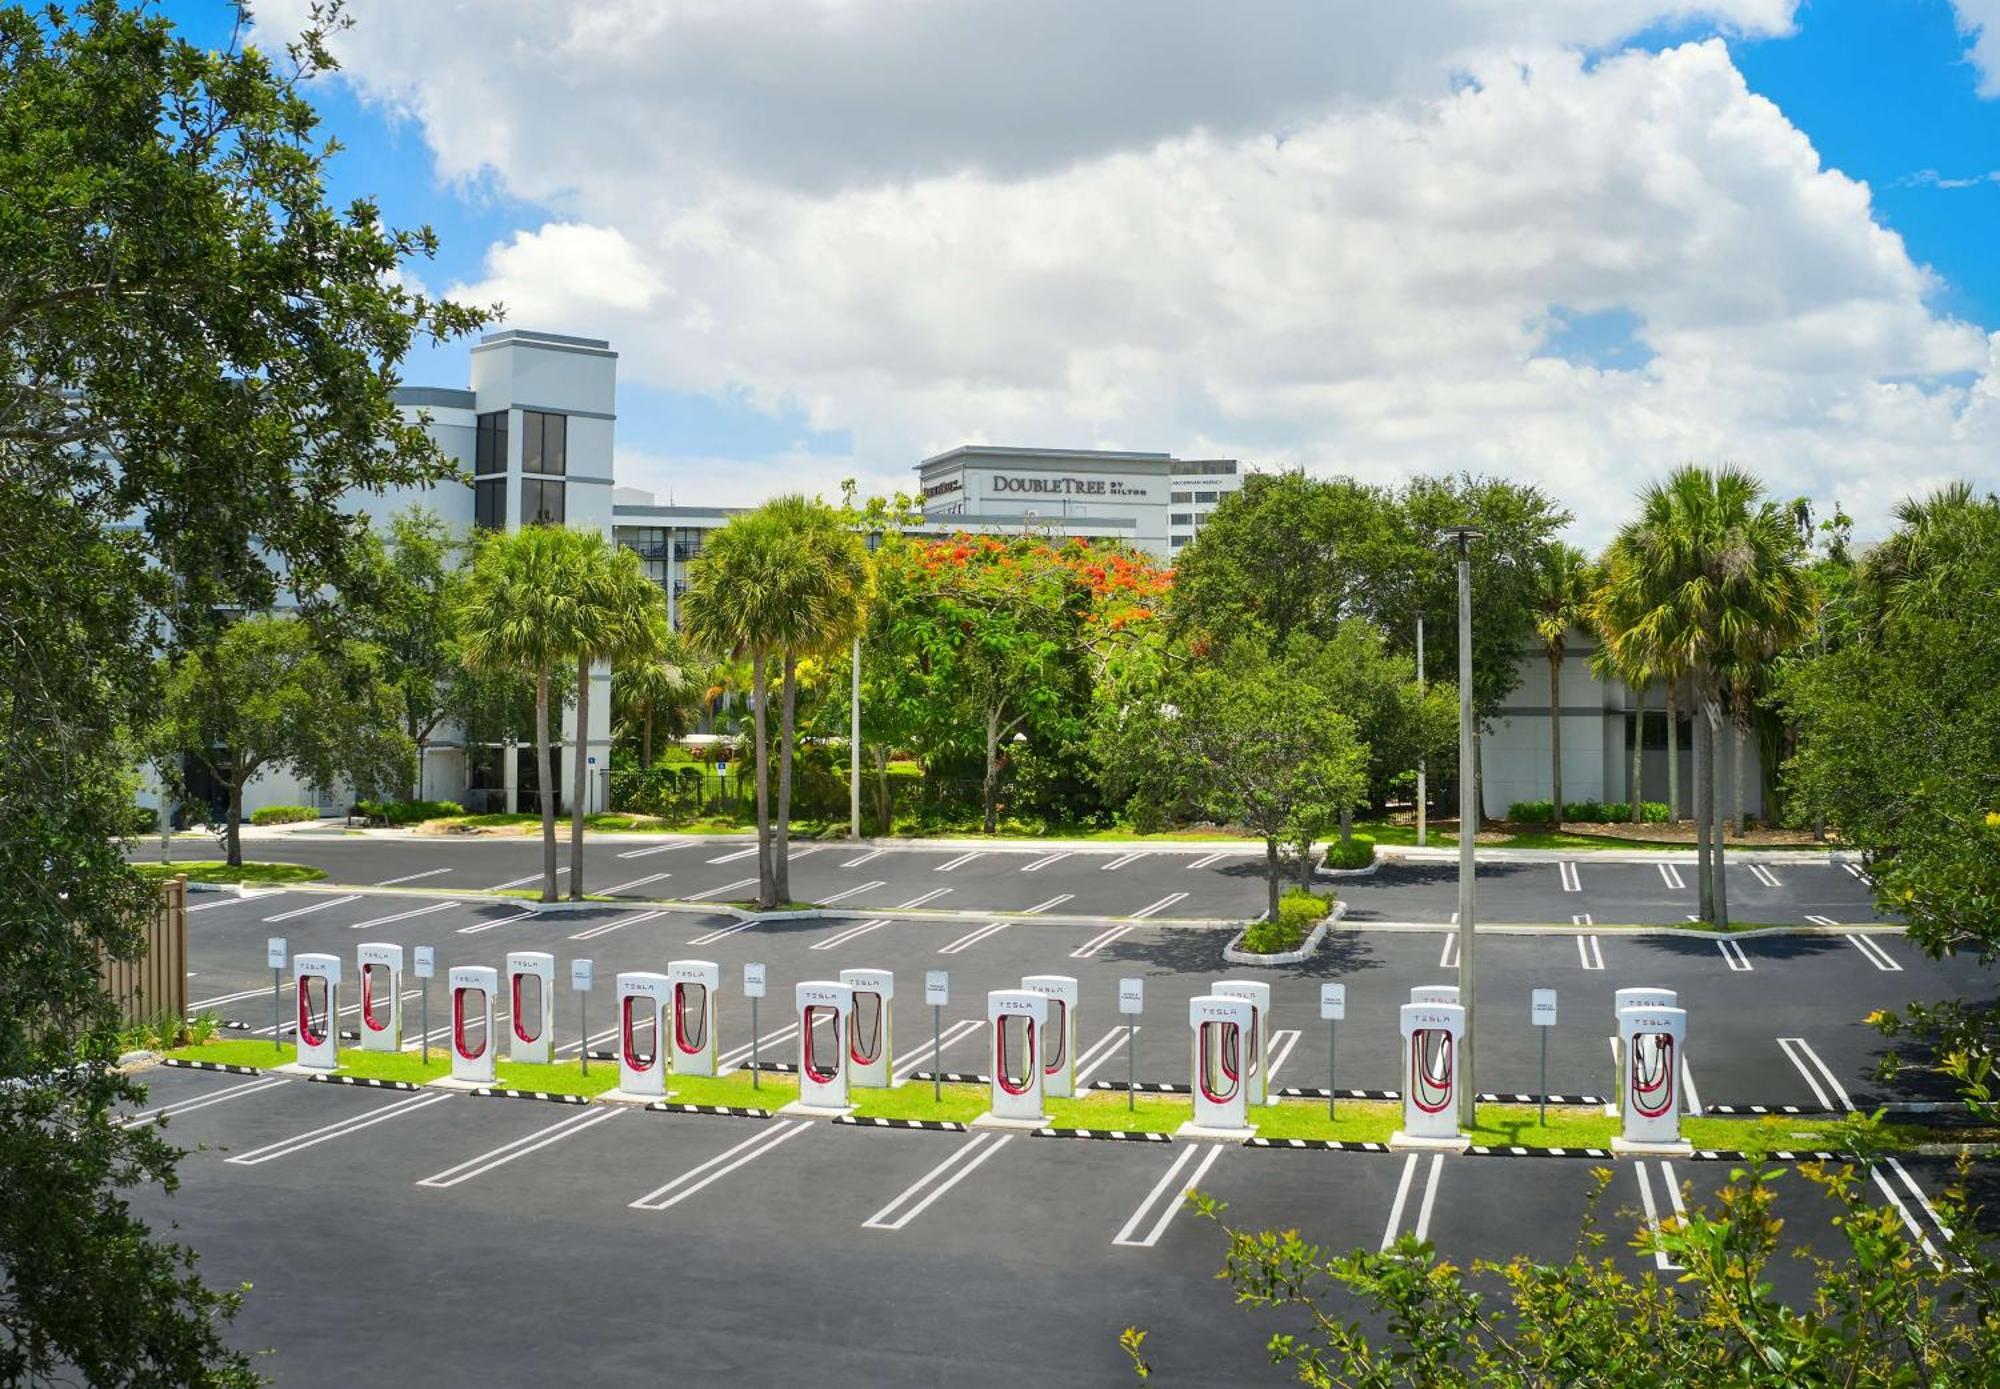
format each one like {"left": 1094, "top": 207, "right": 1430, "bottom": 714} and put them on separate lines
{"left": 850, "top": 633, "right": 862, "bottom": 840}
{"left": 1415, "top": 615, "right": 1426, "bottom": 848}
{"left": 1445, "top": 525, "right": 1483, "bottom": 1129}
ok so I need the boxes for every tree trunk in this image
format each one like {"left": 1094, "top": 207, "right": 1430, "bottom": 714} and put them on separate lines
{"left": 1338, "top": 806, "right": 1353, "bottom": 844}
{"left": 1296, "top": 838, "right": 1315, "bottom": 893}
{"left": 568, "top": 655, "right": 590, "bottom": 900}
{"left": 160, "top": 783, "right": 174, "bottom": 863}
{"left": 1666, "top": 682, "right": 1681, "bottom": 825}
{"left": 1730, "top": 718, "right": 1745, "bottom": 838}
{"left": 773, "top": 649, "right": 798, "bottom": 905}
{"left": 226, "top": 780, "right": 244, "bottom": 867}
{"left": 407, "top": 730, "right": 422, "bottom": 802}
{"left": 1628, "top": 682, "right": 1645, "bottom": 823}
{"left": 642, "top": 710, "right": 653, "bottom": 769}
{"left": 1264, "top": 838, "right": 1282, "bottom": 921}
{"left": 750, "top": 648, "right": 774, "bottom": 909}
{"left": 1694, "top": 709, "right": 1712, "bottom": 923}
{"left": 982, "top": 703, "right": 1002, "bottom": 835}
{"left": 872, "top": 745, "right": 891, "bottom": 834}
{"left": 535, "top": 668, "right": 558, "bottom": 903}
{"left": 1708, "top": 697, "right": 1730, "bottom": 931}
{"left": 1548, "top": 651, "right": 1563, "bottom": 830}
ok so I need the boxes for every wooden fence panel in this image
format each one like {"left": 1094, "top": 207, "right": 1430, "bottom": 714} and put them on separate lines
{"left": 101, "top": 875, "right": 188, "bottom": 1026}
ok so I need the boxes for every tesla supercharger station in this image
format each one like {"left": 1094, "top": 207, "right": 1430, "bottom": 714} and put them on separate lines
{"left": 355, "top": 943, "right": 403, "bottom": 1052}
{"left": 616, "top": 972, "right": 670, "bottom": 1097}
{"left": 797, "top": 981, "right": 854, "bottom": 1110}
{"left": 1022, "top": 974, "right": 1079, "bottom": 1098}
{"left": 506, "top": 951, "right": 555, "bottom": 1066}
{"left": 293, "top": 953, "right": 340, "bottom": 1070}
{"left": 1189, "top": 994, "right": 1255, "bottom": 1132}
{"left": 1213, "top": 979, "right": 1273, "bottom": 1107}
{"left": 1396, "top": 1001, "right": 1467, "bottom": 1144}
{"left": 669, "top": 959, "right": 720, "bottom": 1077}
{"left": 449, "top": 965, "right": 498, "bottom": 1084}
{"left": 1608, "top": 987, "right": 1678, "bottom": 1116}
{"left": 1410, "top": 984, "right": 1460, "bottom": 1006}
{"left": 839, "top": 968, "right": 893, "bottom": 1089}
{"left": 988, "top": 989, "right": 1049, "bottom": 1124}
{"left": 1616, "top": 1005, "right": 1689, "bottom": 1150}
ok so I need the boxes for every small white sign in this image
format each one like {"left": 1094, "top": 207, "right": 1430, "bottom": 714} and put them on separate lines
{"left": 266, "top": 937, "right": 286, "bottom": 970}
{"left": 1117, "top": 977, "right": 1144, "bottom": 1015}
{"left": 925, "top": 970, "right": 949, "bottom": 1007}
{"left": 571, "top": 958, "right": 594, "bottom": 992}
{"left": 743, "top": 962, "right": 766, "bottom": 999}
{"left": 1531, "top": 988, "right": 1558, "bottom": 1027}
{"left": 413, "top": 946, "right": 435, "bottom": 980}
{"left": 1320, "top": 982, "right": 1346, "bottom": 1021}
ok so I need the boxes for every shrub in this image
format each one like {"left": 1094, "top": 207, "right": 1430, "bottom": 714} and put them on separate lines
{"left": 1322, "top": 833, "right": 1375, "bottom": 870}
{"left": 354, "top": 798, "right": 464, "bottom": 825}
{"left": 249, "top": 803, "right": 319, "bottom": 826}
{"left": 119, "top": 802, "right": 160, "bottom": 835}
{"left": 1507, "top": 799, "right": 1669, "bottom": 824}
{"left": 1243, "top": 891, "right": 1334, "bottom": 954}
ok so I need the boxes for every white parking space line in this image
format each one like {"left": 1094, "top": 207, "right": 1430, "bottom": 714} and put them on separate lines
{"left": 188, "top": 891, "right": 286, "bottom": 912}
{"left": 417, "top": 1106, "right": 626, "bottom": 1188}
{"left": 1804, "top": 914, "right": 1838, "bottom": 927}
{"left": 1021, "top": 894, "right": 1074, "bottom": 915}
{"left": 1657, "top": 863, "right": 1685, "bottom": 890}
{"left": 939, "top": 921, "right": 1010, "bottom": 954}
{"left": 1021, "top": 852, "right": 1071, "bottom": 873}
{"left": 629, "top": 1120, "right": 812, "bottom": 1211}
{"left": 1576, "top": 934, "right": 1605, "bottom": 970}
{"left": 1070, "top": 925, "right": 1132, "bottom": 959}
{"left": 1777, "top": 1037, "right": 1854, "bottom": 1111}
{"left": 1072, "top": 1026, "right": 1137, "bottom": 1087}
{"left": 1885, "top": 1158, "right": 1956, "bottom": 1242}
{"left": 456, "top": 911, "right": 538, "bottom": 935}
{"left": 1571, "top": 912, "right": 1593, "bottom": 927}
{"left": 717, "top": 1023, "right": 800, "bottom": 1070}
{"left": 567, "top": 909, "right": 665, "bottom": 941}
{"left": 263, "top": 895, "right": 361, "bottom": 923}
{"left": 840, "top": 849, "right": 885, "bottom": 869}
{"left": 600, "top": 872, "right": 673, "bottom": 894}
{"left": 190, "top": 980, "right": 293, "bottom": 1009}
{"left": 707, "top": 846, "right": 760, "bottom": 864}
{"left": 687, "top": 919, "right": 762, "bottom": 946}
{"left": 1380, "top": 1153, "right": 1445, "bottom": 1250}
{"left": 1558, "top": 861, "right": 1581, "bottom": 893}
{"left": 1114, "top": 1144, "right": 1225, "bottom": 1248}
{"left": 817, "top": 880, "right": 885, "bottom": 906}
{"left": 893, "top": 887, "right": 953, "bottom": 910}
{"left": 490, "top": 868, "right": 568, "bottom": 891}
{"left": 686, "top": 877, "right": 760, "bottom": 902}
{"left": 1263, "top": 1029, "right": 1302, "bottom": 1087}
{"left": 864, "top": 1132, "right": 1014, "bottom": 1231}
{"left": 1841, "top": 861, "right": 1869, "bottom": 882}
{"left": 616, "top": 840, "right": 693, "bottom": 859}
{"left": 1130, "top": 892, "right": 1188, "bottom": 919}
{"left": 224, "top": 1091, "right": 454, "bottom": 1166}
{"left": 374, "top": 868, "right": 453, "bottom": 887}
{"left": 1101, "top": 851, "right": 1151, "bottom": 871}
{"left": 1870, "top": 1166, "right": 1947, "bottom": 1268}
{"left": 1746, "top": 864, "right": 1782, "bottom": 888}
{"left": 1438, "top": 934, "right": 1459, "bottom": 970}
{"left": 789, "top": 846, "right": 825, "bottom": 862}
{"left": 891, "top": 1019, "right": 984, "bottom": 1083}
{"left": 1634, "top": 1161, "right": 1684, "bottom": 1271}
{"left": 1846, "top": 933, "right": 1902, "bottom": 971}
{"left": 811, "top": 919, "right": 892, "bottom": 951}
{"left": 1186, "top": 851, "right": 1232, "bottom": 870}
{"left": 934, "top": 851, "right": 985, "bottom": 873}
{"left": 1716, "top": 939, "right": 1753, "bottom": 971}
{"left": 120, "top": 1076, "right": 291, "bottom": 1128}
{"left": 1679, "top": 1056, "right": 1703, "bottom": 1116}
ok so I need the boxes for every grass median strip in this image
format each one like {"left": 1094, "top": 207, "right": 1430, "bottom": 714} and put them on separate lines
{"left": 135, "top": 860, "right": 327, "bottom": 885}
{"left": 851, "top": 1083, "right": 989, "bottom": 1126}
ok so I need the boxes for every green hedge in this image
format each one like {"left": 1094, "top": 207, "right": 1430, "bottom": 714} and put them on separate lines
{"left": 1322, "top": 833, "right": 1376, "bottom": 870}
{"left": 1507, "top": 799, "right": 1669, "bottom": 824}
{"left": 355, "top": 798, "right": 464, "bottom": 825}
{"left": 1241, "top": 891, "right": 1334, "bottom": 954}
{"left": 249, "top": 803, "right": 319, "bottom": 826}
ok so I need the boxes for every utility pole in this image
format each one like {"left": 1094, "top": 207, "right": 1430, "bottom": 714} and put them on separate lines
{"left": 850, "top": 635, "right": 862, "bottom": 840}
{"left": 1447, "top": 526, "right": 1483, "bottom": 1129}
{"left": 1416, "top": 615, "right": 1426, "bottom": 848}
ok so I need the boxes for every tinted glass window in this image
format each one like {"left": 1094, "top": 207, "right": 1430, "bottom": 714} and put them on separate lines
{"left": 475, "top": 412, "right": 508, "bottom": 475}
{"left": 474, "top": 478, "right": 506, "bottom": 530}
{"left": 521, "top": 410, "right": 567, "bottom": 475}
{"left": 1195, "top": 490, "right": 1217, "bottom": 503}
{"left": 524, "top": 478, "right": 565, "bottom": 526}
{"left": 1171, "top": 512, "right": 1192, "bottom": 526}
{"left": 1171, "top": 491, "right": 1192, "bottom": 503}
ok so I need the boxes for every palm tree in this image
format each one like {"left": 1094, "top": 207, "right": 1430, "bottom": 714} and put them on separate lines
{"left": 1601, "top": 466, "right": 1814, "bottom": 928}
{"left": 1529, "top": 543, "right": 1595, "bottom": 829}
{"left": 1859, "top": 482, "right": 1997, "bottom": 634}
{"left": 566, "top": 540, "right": 669, "bottom": 899}
{"left": 455, "top": 526, "right": 599, "bottom": 904}
{"left": 1587, "top": 562, "right": 1651, "bottom": 824}
{"left": 613, "top": 632, "right": 700, "bottom": 768}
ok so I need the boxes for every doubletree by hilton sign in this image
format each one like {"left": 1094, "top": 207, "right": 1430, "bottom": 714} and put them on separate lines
{"left": 990, "top": 474, "right": 1143, "bottom": 497}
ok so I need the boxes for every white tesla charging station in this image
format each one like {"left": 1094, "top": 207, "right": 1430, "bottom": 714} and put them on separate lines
{"left": 668, "top": 958, "right": 720, "bottom": 1077}
{"left": 988, "top": 989, "right": 1049, "bottom": 1123}
{"left": 1608, "top": 987, "right": 1678, "bottom": 1116}
{"left": 355, "top": 943, "right": 402, "bottom": 1052}
{"left": 506, "top": 951, "right": 556, "bottom": 1066}
{"left": 839, "top": 968, "right": 893, "bottom": 1089}
{"left": 293, "top": 953, "right": 341, "bottom": 1070}
{"left": 1395, "top": 1001, "right": 1467, "bottom": 1144}
{"left": 1189, "top": 994, "right": 1256, "bottom": 1133}
{"left": 1022, "top": 974, "right": 1079, "bottom": 1097}
{"left": 616, "top": 971, "right": 670, "bottom": 1097}
{"left": 1615, "top": 1005, "right": 1690, "bottom": 1150}
{"left": 449, "top": 965, "right": 498, "bottom": 1084}
{"left": 796, "top": 981, "right": 855, "bottom": 1110}
{"left": 1212, "top": 979, "right": 1273, "bottom": 1106}
{"left": 1410, "top": 984, "right": 1460, "bottom": 1006}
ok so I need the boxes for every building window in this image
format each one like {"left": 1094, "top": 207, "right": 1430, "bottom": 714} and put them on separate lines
{"left": 1171, "top": 512, "right": 1193, "bottom": 527}
{"left": 521, "top": 410, "right": 567, "bottom": 475}
{"left": 523, "top": 478, "right": 565, "bottom": 526}
{"left": 475, "top": 411, "right": 508, "bottom": 475}
{"left": 1171, "top": 490, "right": 1192, "bottom": 503}
{"left": 1170, "top": 535, "right": 1188, "bottom": 549}
{"left": 474, "top": 478, "right": 506, "bottom": 530}
{"left": 1195, "top": 490, "right": 1217, "bottom": 504}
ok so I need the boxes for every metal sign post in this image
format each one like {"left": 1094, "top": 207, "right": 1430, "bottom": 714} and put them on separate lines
{"left": 744, "top": 963, "right": 766, "bottom": 1090}
{"left": 1531, "top": 988, "right": 1558, "bottom": 1125}
{"left": 414, "top": 946, "right": 435, "bottom": 1064}
{"left": 1320, "top": 982, "right": 1346, "bottom": 1119}
{"left": 1117, "top": 978, "right": 1144, "bottom": 1111}
{"left": 266, "top": 937, "right": 286, "bottom": 1054}
{"left": 572, "top": 958, "right": 594, "bottom": 1074}
{"left": 925, "top": 970, "right": 949, "bottom": 1102}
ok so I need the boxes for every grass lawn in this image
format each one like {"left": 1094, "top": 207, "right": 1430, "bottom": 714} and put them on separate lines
{"left": 492, "top": 887, "right": 615, "bottom": 902}
{"left": 492, "top": 1059, "right": 622, "bottom": 1097}
{"left": 136, "top": 860, "right": 326, "bottom": 885}
{"left": 852, "top": 1082, "right": 991, "bottom": 1125}
{"left": 1044, "top": 1092, "right": 1192, "bottom": 1133}
{"left": 668, "top": 1070, "right": 797, "bottom": 1108}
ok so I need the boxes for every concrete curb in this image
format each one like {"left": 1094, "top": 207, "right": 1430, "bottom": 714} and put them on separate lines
{"left": 309, "top": 1073, "right": 420, "bottom": 1092}
{"left": 1222, "top": 901, "right": 1349, "bottom": 965}
{"left": 1314, "top": 858, "right": 1380, "bottom": 880}
{"left": 467, "top": 1086, "right": 590, "bottom": 1105}
{"left": 1034, "top": 1127, "right": 1172, "bottom": 1143}
{"left": 646, "top": 1101, "right": 774, "bottom": 1119}
{"left": 160, "top": 1058, "right": 265, "bottom": 1075}
{"left": 835, "top": 1115, "right": 968, "bottom": 1132}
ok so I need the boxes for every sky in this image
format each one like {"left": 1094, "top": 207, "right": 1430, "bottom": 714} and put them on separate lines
{"left": 157, "top": 0, "right": 2000, "bottom": 543}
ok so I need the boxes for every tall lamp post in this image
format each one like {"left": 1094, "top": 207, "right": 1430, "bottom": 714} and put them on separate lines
{"left": 1445, "top": 525, "right": 1483, "bottom": 1129}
